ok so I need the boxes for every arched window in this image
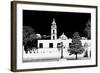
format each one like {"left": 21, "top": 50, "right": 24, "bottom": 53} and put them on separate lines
{"left": 53, "top": 36, "right": 55, "bottom": 39}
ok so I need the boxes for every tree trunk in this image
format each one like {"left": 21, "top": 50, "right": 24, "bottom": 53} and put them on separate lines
{"left": 76, "top": 53, "right": 78, "bottom": 60}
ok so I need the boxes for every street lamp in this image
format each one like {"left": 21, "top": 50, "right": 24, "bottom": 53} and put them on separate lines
{"left": 60, "top": 42, "right": 63, "bottom": 59}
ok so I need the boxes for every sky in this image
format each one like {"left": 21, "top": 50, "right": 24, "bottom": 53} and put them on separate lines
{"left": 23, "top": 10, "right": 91, "bottom": 38}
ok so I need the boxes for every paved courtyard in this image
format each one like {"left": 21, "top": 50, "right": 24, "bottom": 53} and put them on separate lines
{"left": 23, "top": 48, "right": 90, "bottom": 62}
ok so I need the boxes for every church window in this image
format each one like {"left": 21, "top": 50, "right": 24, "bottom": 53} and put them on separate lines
{"left": 53, "top": 30, "right": 55, "bottom": 34}
{"left": 53, "top": 36, "right": 55, "bottom": 39}
{"left": 39, "top": 43, "right": 43, "bottom": 48}
{"left": 49, "top": 43, "right": 53, "bottom": 48}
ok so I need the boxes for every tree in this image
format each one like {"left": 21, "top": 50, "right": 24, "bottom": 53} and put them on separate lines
{"left": 68, "top": 32, "right": 84, "bottom": 60}
{"left": 23, "top": 26, "right": 35, "bottom": 45}
{"left": 29, "top": 34, "right": 38, "bottom": 48}
{"left": 23, "top": 26, "right": 37, "bottom": 53}
{"left": 84, "top": 20, "right": 91, "bottom": 39}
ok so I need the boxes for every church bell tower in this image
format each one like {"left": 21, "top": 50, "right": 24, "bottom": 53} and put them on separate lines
{"left": 51, "top": 18, "right": 57, "bottom": 40}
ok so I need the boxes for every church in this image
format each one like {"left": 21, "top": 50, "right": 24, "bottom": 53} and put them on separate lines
{"left": 37, "top": 18, "right": 91, "bottom": 58}
{"left": 37, "top": 18, "right": 72, "bottom": 49}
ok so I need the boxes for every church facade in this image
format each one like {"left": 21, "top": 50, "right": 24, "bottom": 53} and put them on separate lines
{"left": 37, "top": 18, "right": 91, "bottom": 58}
{"left": 37, "top": 18, "right": 71, "bottom": 49}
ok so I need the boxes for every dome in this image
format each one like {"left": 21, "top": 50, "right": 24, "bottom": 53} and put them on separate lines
{"left": 59, "top": 33, "right": 68, "bottom": 40}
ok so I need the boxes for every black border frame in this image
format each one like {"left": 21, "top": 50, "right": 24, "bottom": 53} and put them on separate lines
{"left": 11, "top": 1, "right": 98, "bottom": 72}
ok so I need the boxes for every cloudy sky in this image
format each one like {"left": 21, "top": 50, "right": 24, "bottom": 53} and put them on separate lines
{"left": 23, "top": 10, "right": 90, "bottom": 38}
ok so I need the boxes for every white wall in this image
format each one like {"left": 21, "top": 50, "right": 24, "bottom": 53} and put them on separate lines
{"left": 0, "top": 0, "right": 99, "bottom": 73}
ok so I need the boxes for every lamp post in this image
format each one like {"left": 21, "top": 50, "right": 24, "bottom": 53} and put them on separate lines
{"left": 60, "top": 42, "right": 63, "bottom": 59}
